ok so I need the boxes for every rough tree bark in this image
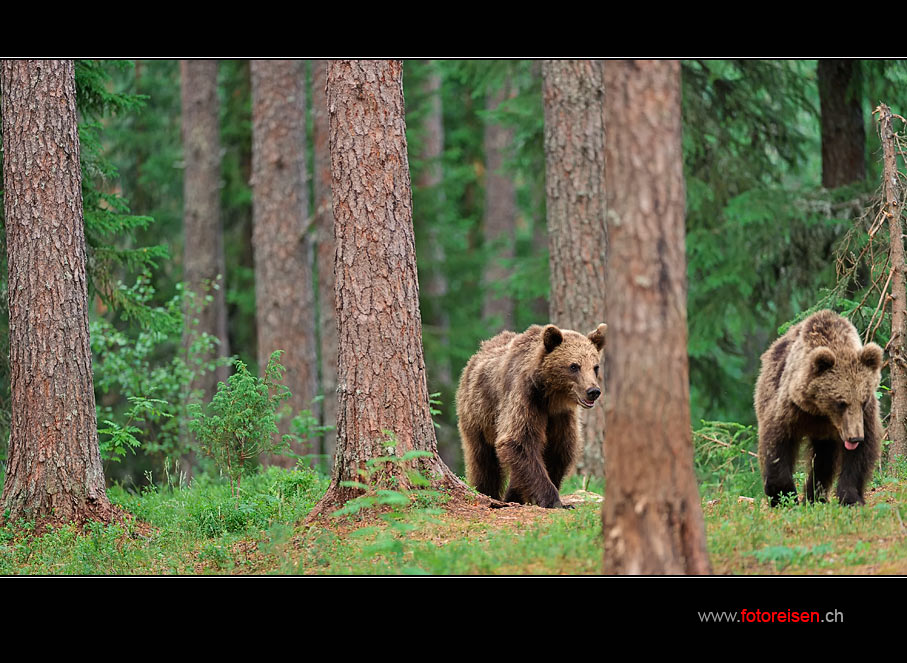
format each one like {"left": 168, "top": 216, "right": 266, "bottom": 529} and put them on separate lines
{"left": 879, "top": 104, "right": 907, "bottom": 460}
{"left": 312, "top": 59, "right": 337, "bottom": 463}
{"left": 601, "top": 60, "right": 711, "bottom": 575}
{"left": 180, "top": 60, "right": 230, "bottom": 403}
{"left": 482, "top": 84, "right": 516, "bottom": 331}
{"left": 0, "top": 60, "right": 117, "bottom": 527}
{"left": 250, "top": 59, "right": 318, "bottom": 466}
{"left": 542, "top": 59, "right": 607, "bottom": 479}
{"left": 818, "top": 60, "right": 865, "bottom": 189}
{"left": 310, "top": 60, "right": 471, "bottom": 515}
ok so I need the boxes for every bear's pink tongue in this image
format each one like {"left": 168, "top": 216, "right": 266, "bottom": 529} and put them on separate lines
{"left": 844, "top": 440, "right": 860, "bottom": 451}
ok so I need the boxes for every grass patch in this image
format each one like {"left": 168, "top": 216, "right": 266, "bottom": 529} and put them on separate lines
{"left": 3, "top": 453, "right": 906, "bottom": 575}
{"left": 0, "top": 465, "right": 329, "bottom": 575}
{"left": 704, "top": 475, "right": 907, "bottom": 574}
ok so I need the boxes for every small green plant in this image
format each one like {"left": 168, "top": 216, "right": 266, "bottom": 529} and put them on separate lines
{"left": 748, "top": 543, "right": 833, "bottom": 571}
{"left": 429, "top": 392, "right": 443, "bottom": 430}
{"left": 98, "top": 396, "right": 173, "bottom": 462}
{"left": 92, "top": 276, "right": 229, "bottom": 467}
{"left": 285, "top": 397, "right": 334, "bottom": 471}
{"left": 188, "top": 351, "right": 293, "bottom": 499}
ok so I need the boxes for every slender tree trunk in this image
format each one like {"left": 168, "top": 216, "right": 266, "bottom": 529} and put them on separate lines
{"left": 312, "top": 59, "right": 337, "bottom": 465}
{"left": 543, "top": 59, "right": 607, "bottom": 480}
{"left": 180, "top": 59, "right": 230, "bottom": 404}
{"left": 601, "top": 60, "right": 711, "bottom": 575}
{"left": 250, "top": 60, "right": 318, "bottom": 467}
{"left": 879, "top": 104, "right": 907, "bottom": 460}
{"left": 418, "top": 62, "right": 452, "bottom": 389}
{"left": 482, "top": 84, "right": 516, "bottom": 331}
{"left": 311, "top": 60, "right": 470, "bottom": 515}
{"left": 0, "top": 60, "right": 116, "bottom": 527}
{"left": 818, "top": 60, "right": 865, "bottom": 188}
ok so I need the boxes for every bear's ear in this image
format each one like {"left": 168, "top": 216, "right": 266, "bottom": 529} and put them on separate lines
{"left": 860, "top": 343, "right": 883, "bottom": 371}
{"left": 809, "top": 346, "right": 836, "bottom": 374}
{"left": 587, "top": 323, "right": 607, "bottom": 352}
{"left": 543, "top": 325, "right": 564, "bottom": 353}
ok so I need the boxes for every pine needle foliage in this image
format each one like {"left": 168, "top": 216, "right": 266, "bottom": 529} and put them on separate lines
{"left": 187, "top": 351, "right": 293, "bottom": 498}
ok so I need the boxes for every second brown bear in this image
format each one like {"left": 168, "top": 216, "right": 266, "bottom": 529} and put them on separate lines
{"left": 755, "top": 309, "right": 883, "bottom": 506}
{"left": 456, "top": 323, "right": 607, "bottom": 508}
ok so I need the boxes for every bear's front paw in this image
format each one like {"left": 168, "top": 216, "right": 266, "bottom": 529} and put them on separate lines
{"left": 836, "top": 489, "right": 865, "bottom": 506}
{"left": 537, "top": 494, "right": 567, "bottom": 509}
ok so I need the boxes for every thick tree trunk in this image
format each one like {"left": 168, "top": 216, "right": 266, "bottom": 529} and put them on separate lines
{"left": 312, "top": 60, "right": 469, "bottom": 514}
{"left": 180, "top": 60, "right": 230, "bottom": 403}
{"left": 250, "top": 60, "right": 318, "bottom": 467}
{"left": 0, "top": 59, "right": 116, "bottom": 527}
{"left": 543, "top": 59, "right": 607, "bottom": 480}
{"left": 601, "top": 60, "right": 711, "bottom": 575}
{"left": 312, "top": 59, "right": 337, "bottom": 464}
{"left": 482, "top": 84, "right": 516, "bottom": 331}
{"left": 818, "top": 60, "right": 865, "bottom": 188}
{"left": 879, "top": 104, "right": 907, "bottom": 460}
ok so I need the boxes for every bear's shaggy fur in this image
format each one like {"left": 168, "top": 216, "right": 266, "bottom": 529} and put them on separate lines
{"left": 755, "top": 310, "right": 883, "bottom": 506}
{"left": 456, "top": 323, "right": 607, "bottom": 508}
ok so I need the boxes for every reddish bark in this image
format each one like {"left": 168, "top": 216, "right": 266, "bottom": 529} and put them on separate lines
{"left": 0, "top": 60, "right": 117, "bottom": 528}
{"left": 543, "top": 59, "right": 608, "bottom": 479}
{"left": 879, "top": 104, "right": 907, "bottom": 460}
{"left": 311, "top": 60, "right": 472, "bottom": 515}
{"left": 180, "top": 60, "right": 230, "bottom": 403}
{"left": 482, "top": 84, "right": 516, "bottom": 331}
{"left": 250, "top": 59, "right": 318, "bottom": 466}
{"left": 601, "top": 60, "right": 711, "bottom": 575}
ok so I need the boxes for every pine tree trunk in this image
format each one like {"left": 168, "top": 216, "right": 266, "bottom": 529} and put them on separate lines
{"left": 0, "top": 59, "right": 116, "bottom": 527}
{"left": 180, "top": 60, "right": 230, "bottom": 404}
{"left": 543, "top": 59, "right": 607, "bottom": 480}
{"left": 482, "top": 85, "right": 516, "bottom": 331}
{"left": 818, "top": 60, "right": 865, "bottom": 188}
{"left": 250, "top": 59, "right": 318, "bottom": 467}
{"left": 879, "top": 104, "right": 907, "bottom": 460}
{"left": 312, "top": 59, "right": 338, "bottom": 464}
{"left": 418, "top": 62, "right": 452, "bottom": 389}
{"left": 600, "top": 60, "right": 711, "bottom": 575}
{"left": 312, "top": 60, "right": 469, "bottom": 513}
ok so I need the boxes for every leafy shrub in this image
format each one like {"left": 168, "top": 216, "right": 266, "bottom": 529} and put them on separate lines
{"left": 188, "top": 351, "right": 292, "bottom": 497}
{"left": 92, "top": 276, "right": 226, "bottom": 467}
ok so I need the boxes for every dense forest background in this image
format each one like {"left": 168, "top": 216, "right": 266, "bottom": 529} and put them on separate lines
{"left": 2, "top": 58, "right": 905, "bottom": 487}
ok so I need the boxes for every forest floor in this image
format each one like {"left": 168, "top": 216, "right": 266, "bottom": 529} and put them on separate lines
{"left": 2, "top": 467, "right": 907, "bottom": 575}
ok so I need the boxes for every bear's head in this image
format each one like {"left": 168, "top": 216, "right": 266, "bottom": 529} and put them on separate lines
{"left": 791, "top": 341, "right": 883, "bottom": 452}
{"left": 538, "top": 323, "right": 607, "bottom": 411}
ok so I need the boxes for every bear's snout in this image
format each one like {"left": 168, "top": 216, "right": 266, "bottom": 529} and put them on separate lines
{"left": 845, "top": 436, "right": 863, "bottom": 451}
{"left": 586, "top": 387, "right": 601, "bottom": 402}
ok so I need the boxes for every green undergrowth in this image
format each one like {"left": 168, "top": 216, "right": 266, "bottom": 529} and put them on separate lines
{"left": 0, "top": 464, "right": 606, "bottom": 575}
{"left": 704, "top": 458, "right": 907, "bottom": 574}
{"left": 0, "top": 465, "right": 329, "bottom": 575}
{"left": 295, "top": 499, "right": 603, "bottom": 576}
{"left": 3, "top": 455, "right": 906, "bottom": 575}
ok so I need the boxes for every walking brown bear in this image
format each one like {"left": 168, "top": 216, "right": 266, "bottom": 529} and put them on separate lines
{"left": 755, "top": 310, "right": 883, "bottom": 506}
{"left": 456, "top": 323, "right": 607, "bottom": 508}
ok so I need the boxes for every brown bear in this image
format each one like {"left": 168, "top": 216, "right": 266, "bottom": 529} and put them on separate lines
{"left": 755, "top": 309, "right": 883, "bottom": 506}
{"left": 456, "top": 322, "right": 607, "bottom": 508}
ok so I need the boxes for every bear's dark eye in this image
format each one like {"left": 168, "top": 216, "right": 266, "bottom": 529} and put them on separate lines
{"left": 593, "top": 365, "right": 599, "bottom": 376}
{"left": 837, "top": 400, "right": 847, "bottom": 411}
{"left": 570, "top": 363, "right": 580, "bottom": 372}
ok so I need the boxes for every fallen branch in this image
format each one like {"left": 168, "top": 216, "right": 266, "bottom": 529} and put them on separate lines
{"left": 694, "top": 432, "right": 758, "bottom": 458}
